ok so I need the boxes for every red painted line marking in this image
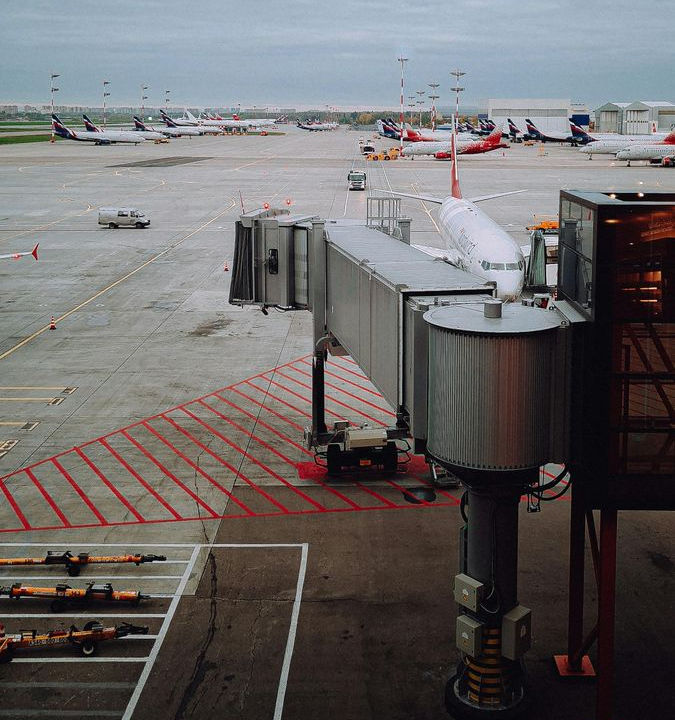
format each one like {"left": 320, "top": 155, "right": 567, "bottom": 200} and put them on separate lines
{"left": 25, "top": 467, "right": 72, "bottom": 527}
{"left": 328, "top": 357, "right": 369, "bottom": 380}
{"left": 271, "top": 370, "right": 388, "bottom": 427}
{"left": 98, "top": 438, "right": 182, "bottom": 520}
{"left": 285, "top": 364, "right": 395, "bottom": 416}
{"left": 74, "top": 447, "right": 145, "bottom": 523}
{"left": 51, "top": 458, "right": 108, "bottom": 525}
{"left": 201, "top": 398, "right": 298, "bottom": 466}
{"left": 178, "top": 406, "right": 327, "bottom": 512}
{"left": 158, "top": 416, "right": 290, "bottom": 514}
{"left": 0, "top": 355, "right": 313, "bottom": 486}
{"left": 231, "top": 386, "right": 305, "bottom": 433}
{"left": 121, "top": 430, "right": 219, "bottom": 518}
{"left": 209, "top": 395, "right": 363, "bottom": 511}
{"left": 298, "top": 357, "right": 384, "bottom": 398}
{"left": 246, "top": 378, "right": 346, "bottom": 421}
{"left": 141, "top": 422, "right": 255, "bottom": 516}
{"left": 0, "top": 477, "right": 31, "bottom": 529}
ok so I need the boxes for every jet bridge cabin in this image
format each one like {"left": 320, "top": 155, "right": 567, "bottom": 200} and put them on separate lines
{"left": 229, "top": 208, "right": 495, "bottom": 450}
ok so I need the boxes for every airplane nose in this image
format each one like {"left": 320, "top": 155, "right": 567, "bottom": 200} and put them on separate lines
{"left": 496, "top": 273, "right": 524, "bottom": 302}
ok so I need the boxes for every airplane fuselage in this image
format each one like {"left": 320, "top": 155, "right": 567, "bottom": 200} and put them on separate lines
{"left": 616, "top": 144, "right": 675, "bottom": 162}
{"left": 438, "top": 198, "right": 525, "bottom": 301}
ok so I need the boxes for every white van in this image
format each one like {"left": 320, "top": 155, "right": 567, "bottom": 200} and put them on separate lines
{"left": 98, "top": 208, "right": 150, "bottom": 229}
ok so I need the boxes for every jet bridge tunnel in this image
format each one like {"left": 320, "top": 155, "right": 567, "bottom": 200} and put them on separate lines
{"left": 229, "top": 205, "right": 585, "bottom": 719}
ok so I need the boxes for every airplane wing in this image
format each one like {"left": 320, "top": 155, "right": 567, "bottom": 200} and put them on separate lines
{"left": 0, "top": 243, "right": 38, "bottom": 261}
{"left": 373, "top": 189, "right": 444, "bottom": 204}
{"left": 467, "top": 189, "right": 527, "bottom": 203}
{"left": 412, "top": 244, "right": 461, "bottom": 266}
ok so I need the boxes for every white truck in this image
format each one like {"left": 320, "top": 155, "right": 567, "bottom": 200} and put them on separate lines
{"left": 98, "top": 208, "right": 150, "bottom": 229}
{"left": 347, "top": 170, "right": 367, "bottom": 191}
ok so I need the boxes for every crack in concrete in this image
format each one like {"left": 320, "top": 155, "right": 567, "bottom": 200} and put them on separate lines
{"left": 173, "top": 551, "right": 219, "bottom": 720}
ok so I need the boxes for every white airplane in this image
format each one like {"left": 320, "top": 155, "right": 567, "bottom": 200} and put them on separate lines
{"left": 579, "top": 129, "right": 675, "bottom": 158}
{"left": 616, "top": 141, "right": 675, "bottom": 165}
{"left": 377, "top": 132, "right": 526, "bottom": 300}
{"left": 401, "top": 125, "right": 508, "bottom": 157}
{"left": 136, "top": 116, "right": 201, "bottom": 137}
{"left": 0, "top": 244, "right": 38, "bottom": 262}
{"left": 82, "top": 114, "right": 153, "bottom": 143}
{"left": 570, "top": 122, "right": 670, "bottom": 143}
{"left": 160, "top": 110, "right": 199, "bottom": 126}
{"left": 51, "top": 115, "right": 145, "bottom": 144}
{"left": 124, "top": 117, "right": 166, "bottom": 142}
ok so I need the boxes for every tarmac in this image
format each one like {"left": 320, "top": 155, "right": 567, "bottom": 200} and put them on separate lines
{"left": 0, "top": 128, "right": 672, "bottom": 719}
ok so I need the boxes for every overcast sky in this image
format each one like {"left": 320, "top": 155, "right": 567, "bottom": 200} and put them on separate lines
{"left": 1, "top": 0, "right": 672, "bottom": 109}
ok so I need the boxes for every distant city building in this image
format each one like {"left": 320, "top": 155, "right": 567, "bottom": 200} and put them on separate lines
{"left": 487, "top": 99, "right": 572, "bottom": 134}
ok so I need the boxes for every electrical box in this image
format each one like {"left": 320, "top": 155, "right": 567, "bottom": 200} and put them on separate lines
{"left": 344, "top": 427, "right": 387, "bottom": 450}
{"left": 454, "top": 573, "right": 484, "bottom": 612}
{"left": 501, "top": 604, "right": 532, "bottom": 660}
{"left": 456, "top": 615, "right": 483, "bottom": 657}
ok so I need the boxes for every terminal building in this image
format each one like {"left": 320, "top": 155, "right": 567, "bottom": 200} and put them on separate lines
{"left": 487, "top": 98, "right": 573, "bottom": 134}
{"left": 594, "top": 101, "right": 675, "bottom": 134}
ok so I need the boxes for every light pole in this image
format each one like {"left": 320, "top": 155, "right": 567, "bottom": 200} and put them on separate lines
{"left": 416, "top": 90, "right": 425, "bottom": 128}
{"left": 165, "top": 90, "right": 170, "bottom": 115}
{"left": 428, "top": 82, "right": 440, "bottom": 131}
{"left": 397, "top": 56, "right": 408, "bottom": 152}
{"left": 408, "top": 95, "right": 416, "bottom": 125}
{"left": 417, "top": 100, "right": 425, "bottom": 128}
{"left": 102, "top": 80, "right": 110, "bottom": 128}
{"left": 141, "top": 84, "right": 148, "bottom": 119}
{"left": 450, "top": 68, "right": 466, "bottom": 133}
{"left": 50, "top": 73, "right": 60, "bottom": 142}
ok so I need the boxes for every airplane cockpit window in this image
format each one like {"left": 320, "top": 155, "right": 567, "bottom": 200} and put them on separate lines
{"left": 505, "top": 263, "right": 520, "bottom": 270}
{"left": 481, "top": 260, "right": 490, "bottom": 270}
{"left": 491, "top": 263, "right": 506, "bottom": 270}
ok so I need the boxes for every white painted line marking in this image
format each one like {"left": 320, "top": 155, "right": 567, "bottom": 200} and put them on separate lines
{"left": 273, "top": 543, "right": 309, "bottom": 720}
{"left": 121, "top": 545, "right": 200, "bottom": 720}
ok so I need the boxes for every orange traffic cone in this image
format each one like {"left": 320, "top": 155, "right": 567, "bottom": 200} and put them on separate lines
{"left": 49, "top": 316, "right": 56, "bottom": 330}
{"left": 223, "top": 261, "right": 229, "bottom": 272}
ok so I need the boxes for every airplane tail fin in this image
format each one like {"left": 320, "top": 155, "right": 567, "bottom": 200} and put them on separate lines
{"left": 450, "top": 131, "right": 462, "bottom": 199}
{"left": 160, "top": 110, "right": 177, "bottom": 127}
{"left": 133, "top": 116, "right": 148, "bottom": 131}
{"left": 569, "top": 120, "right": 592, "bottom": 142}
{"left": 31, "top": 243, "right": 39, "bottom": 261}
{"left": 507, "top": 118, "right": 520, "bottom": 135}
{"left": 485, "top": 125, "right": 503, "bottom": 145}
{"left": 662, "top": 129, "right": 675, "bottom": 145}
{"left": 51, "top": 114, "right": 74, "bottom": 139}
{"left": 82, "top": 114, "right": 100, "bottom": 132}
{"left": 185, "top": 109, "right": 198, "bottom": 122}
{"left": 525, "top": 118, "right": 539, "bottom": 135}
{"left": 233, "top": 114, "right": 241, "bottom": 121}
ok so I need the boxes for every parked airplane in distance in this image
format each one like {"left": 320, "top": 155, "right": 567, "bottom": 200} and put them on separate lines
{"left": 569, "top": 121, "right": 669, "bottom": 143}
{"left": 124, "top": 117, "right": 167, "bottom": 142}
{"left": 52, "top": 115, "right": 144, "bottom": 144}
{"left": 0, "top": 244, "right": 38, "bottom": 262}
{"left": 402, "top": 125, "right": 508, "bottom": 158}
{"left": 377, "top": 131, "right": 526, "bottom": 300}
{"left": 296, "top": 120, "right": 337, "bottom": 131}
{"left": 616, "top": 131, "right": 675, "bottom": 165}
{"left": 135, "top": 116, "right": 201, "bottom": 138}
{"left": 81, "top": 115, "right": 154, "bottom": 143}
{"left": 525, "top": 119, "right": 577, "bottom": 145}
{"left": 159, "top": 111, "right": 205, "bottom": 135}
{"left": 159, "top": 110, "right": 199, "bottom": 126}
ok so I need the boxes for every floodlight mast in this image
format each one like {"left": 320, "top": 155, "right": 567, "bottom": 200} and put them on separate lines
{"left": 103, "top": 80, "right": 111, "bottom": 128}
{"left": 397, "top": 56, "right": 408, "bottom": 152}
{"left": 50, "top": 73, "right": 60, "bottom": 143}
{"left": 428, "top": 82, "right": 440, "bottom": 131}
{"left": 141, "top": 84, "right": 148, "bottom": 119}
{"left": 451, "top": 68, "right": 466, "bottom": 133}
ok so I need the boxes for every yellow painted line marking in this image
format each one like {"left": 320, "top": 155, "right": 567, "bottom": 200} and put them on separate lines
{"left": 0, "top": 199, "right": 236, "bottom": 362}
{"left": 0, "top": 386, "right": 70, "bottom": 391}
{"left": 0, "top": 398, "right": 56, "bottom": 402}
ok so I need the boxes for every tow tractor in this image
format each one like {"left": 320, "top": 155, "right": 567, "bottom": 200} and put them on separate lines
{"left": 0, "top": 622, "right": 148, "bottom": 662}
{"left": 1, "top": 582, "right": 149, "bottom": 612}
{"left": 0, "top": 551, "right": 166, "bottom": 577}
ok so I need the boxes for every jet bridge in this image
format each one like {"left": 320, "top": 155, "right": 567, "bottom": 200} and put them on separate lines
{"left": 229, "top": 207, "right": 496, "bottom": 455}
